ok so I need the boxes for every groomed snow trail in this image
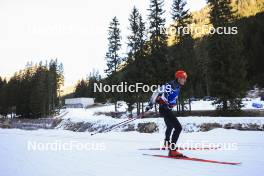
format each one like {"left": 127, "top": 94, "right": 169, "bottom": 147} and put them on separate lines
{"left": 1, "top": 128, "right": 264, "bottom": 176}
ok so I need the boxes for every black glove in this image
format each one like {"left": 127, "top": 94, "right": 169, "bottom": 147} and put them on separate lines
{"left": 145, "top": 105, "right": 152, "bottom": 112}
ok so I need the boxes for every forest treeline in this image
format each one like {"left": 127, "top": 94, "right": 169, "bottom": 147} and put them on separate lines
{"left": 75, "top": 0, "right": 264, "bottom": 115}
{"left": 0, "top": 60, "right": 64, "bottom": 118}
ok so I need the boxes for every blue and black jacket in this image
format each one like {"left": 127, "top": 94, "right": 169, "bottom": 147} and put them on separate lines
{"left": 148, "top": 80, "right": 181, "bottom": 110}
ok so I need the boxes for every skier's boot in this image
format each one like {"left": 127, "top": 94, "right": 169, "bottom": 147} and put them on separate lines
{"left": 168, "top": 150, "right": 184, "bottom": 157}
{"left": 163, "top": 140, "right": 171, "bottom": 149}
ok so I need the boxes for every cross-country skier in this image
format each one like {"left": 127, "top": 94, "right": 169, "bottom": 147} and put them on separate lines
{"left": 145, "top": 70, "right": 187, "bottom": 157}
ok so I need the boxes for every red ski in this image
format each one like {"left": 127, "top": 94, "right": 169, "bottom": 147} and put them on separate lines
{"left": 143, "top": 154, "right": 241, "bottom": 165}
{"left": 139, "top": 146, "right": 221, "bottom": 151}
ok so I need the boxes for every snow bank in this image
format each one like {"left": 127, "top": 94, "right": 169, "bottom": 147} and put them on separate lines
{"left": 55, "top": 107, "right": 264, "bottom": 133}
{"left": 183, "top": 98, "right": 264, "bottom": 111}
{"left": 1, "top": 100, "right": 263, "bottom": 132}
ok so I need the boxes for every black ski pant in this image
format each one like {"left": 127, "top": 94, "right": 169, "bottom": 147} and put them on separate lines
{"left": 159, "top": 106, "right": 182, "bottom": 145}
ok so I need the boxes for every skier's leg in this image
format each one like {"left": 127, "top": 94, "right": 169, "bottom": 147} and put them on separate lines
{"left": 164, "top": 116, "right": 173, "bottom": 143}
{"left": 167, "top": 111, "right": 184, "bottom": 157}
{"left": 168, "top": 111, "right": 182, "bottom": 145}
{"left": 160, "top": 106, "right": 173, "bottom": 144}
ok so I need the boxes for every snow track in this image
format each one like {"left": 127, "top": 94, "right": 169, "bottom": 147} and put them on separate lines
{"left": 1, "top": 128, "right": 264, "bottom": 176}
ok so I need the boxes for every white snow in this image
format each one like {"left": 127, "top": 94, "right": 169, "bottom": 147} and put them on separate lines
{"left": 187, "top": 98, "right": 264, "bottom": 111}
{"left": 2, "top": 100, "right": 264, "bottom": 175}
{"left": 189, "top": 100, "right": 217, "bottom": 110}
{"left": 1, "top": 128, "right": 264, "bottom": 176}
{"left": 63, "top": 98, "right": 264, "bottom": 120}
{"left": 2, "top": 100, "right": 263, "bottom": 175}
{"left": 58, "top": 105, "right": 264, "bottom": 133}
{"left": 61, "top": 98, "right": 264, "bottom": 123}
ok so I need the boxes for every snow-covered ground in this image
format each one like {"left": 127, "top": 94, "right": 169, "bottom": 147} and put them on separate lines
{"left": 1, "top": 128, "right": 264, "bottom": 176}
{"left": 1, "top": 100, "right": 263, "bottom": 176}
{"left": 189, "top": 98, "right": 263, "bottom": 111}
{"left": 60, "top": 97, "right": 264, "bottom": 125}
{"left": 57, "top": 104, "right": 264, "bottom": 133}
{"left": 62, "top": 98, "right": 264, "bottom": 122}
{"left": 113, "top": 98, "right": 264, "bottom": 112}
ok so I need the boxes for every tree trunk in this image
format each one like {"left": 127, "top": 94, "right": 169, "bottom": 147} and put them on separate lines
{"left": 137, "top": 102, "right": 140, "bottom": 115}
{"left": 189, "top": 99, "right": 191, "bottom": 112}
{"left": 114, "top": 102, "right": 117, "bottom": 118}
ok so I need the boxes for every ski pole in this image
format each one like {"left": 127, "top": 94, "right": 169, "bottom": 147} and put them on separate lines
{"left": 91, "top": 112, "right": 145, "bottom": 136}
{"left": 91, "top": 118, "right": 135, "bottom": 136}
{"left": 108, "top": 112, "right": 146, "bottom": 130}
{"left": 91, "top": 114, "right": 142, "bottom": 136}
{"left": 102, "top": 117, "right": 138, "bottom": 133}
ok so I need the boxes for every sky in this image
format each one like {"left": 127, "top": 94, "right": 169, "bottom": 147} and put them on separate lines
{"left": 0, "top": 0, "right": 206, "bottom": 87}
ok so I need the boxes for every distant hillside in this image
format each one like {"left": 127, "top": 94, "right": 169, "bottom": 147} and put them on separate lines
{"left": 232, "top": 0, "right": 264, "bottom": 17}
{"left": 61, "top": 85, "right": 75, "bottom": 96}
{"left": 168, "top": 0, "right": 264, "bottom": 44}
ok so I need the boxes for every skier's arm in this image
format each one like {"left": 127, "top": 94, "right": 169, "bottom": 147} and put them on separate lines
{"left": 145, "top": 85, "right": 165, "bottom": 111}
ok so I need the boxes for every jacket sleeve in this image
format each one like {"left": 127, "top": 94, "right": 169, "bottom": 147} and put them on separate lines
{"left": 148, "top": 85, "right": 166, "bottom": 107}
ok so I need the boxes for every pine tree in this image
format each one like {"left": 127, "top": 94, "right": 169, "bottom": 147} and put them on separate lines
{"left": 6, "top": 74, "right": 20, "bottom": 117}
{"left": 207, "top": 0, "right": 248, "bottom": 112}
{"left": 105, "top": 17, "right": 122, "bottom": 75}
{"left": 127, "top": 7, "right": 140, "bottom": 63}
{"left": 17, "top": 69, "right": 33, "bottom": 117}
{"left": 148, "top": 0, "right": 167, "bottom": 52}
{"left": 170, "top": 0, "right": 195, "bottom": 113}
{"left": 148, "top": 0, "right": 169, "bottom": 85}
{"left": 74, "top": 71, "right": 106, "bottom": 103}
{"left": 48, "top": 59, "right": 64, "bottom": 114}
{"left": 88, "top": 71, "right": 106, "bottom": 103}
{"left": 75, "top": 79, "right": 88, "bottom": 97}
{"left": 170, "top": 0, "right": 194, "bottom": 70}
{"left": 138, "top": 15, "right": 147, "bottom": 55}
{"left": 0, "top": 77, "right": 7, "bottom": 116}
{"left": 105, "top": 17, "right": 123, "bottom": 113}
{"left": 125, "top": 7, "right": 148, "bottom": 115}
{"left": 193, "top": 37, "right": 211, "bottom": 97}
{"left": 240, "top": 13, "right": 264, "bottom": 88}
{"left": 29, "top": 66, "right": 47, "bottom": 118}
{"left": 171, "top": 0, "right": 191, "bottom": 36}
{"left": 208, "top": 0, "right": 235, "bottom": 27}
